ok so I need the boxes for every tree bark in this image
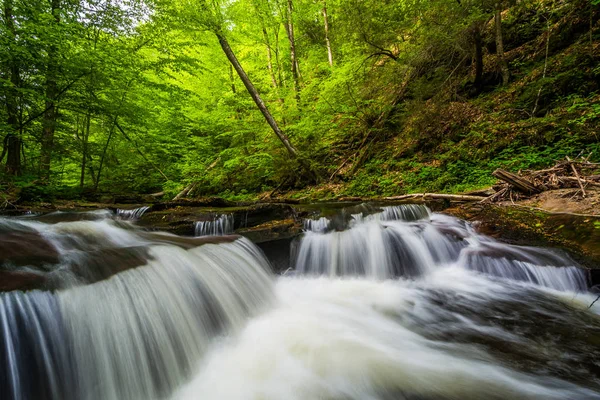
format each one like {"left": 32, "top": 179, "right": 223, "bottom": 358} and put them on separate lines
{"left": 229, "top": 63, "right": 237, "bottom": 94}
{"left": 262, "top": 26, "right": 279, "bottom": 89}
{"left": 323, "top": 0, "right": 333, "bottom": 68}
{"left": 95, "top": 121, "right": 115, "bottom": 191}
{"left": 80, "top": 114, "right": 91, "bottom": 189}
{"left": 383, "top": 193, "right": 486, "bottom": 202}
{"left": 494, "top": 5, "right": 509, "bottom": 85}
{"left": 273, "top": 26, "right": 284, "bottom": 88}
{"left": 40, "top": 0, "right": 61, "bottom": 182}
{"left": 215, "top": 32, "right": 300, "bottom": 159}
{"left": 2, "top": 0, "right": 22, "bottom": 175}
{"left": 492, "top": 169, "right": 541, "bottom": 194}
{"left": 284, "top": 0, "right": 301, "bottom": 102}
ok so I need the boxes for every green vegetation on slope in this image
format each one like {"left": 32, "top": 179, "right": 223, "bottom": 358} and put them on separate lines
{"left": 1, "top": 0, "right": 599, "bottom": 202}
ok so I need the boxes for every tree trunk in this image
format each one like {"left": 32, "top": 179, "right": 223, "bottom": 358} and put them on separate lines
{"left": 215, "top": 33, "right": 300, "bottom": 159}
{"left": 5, "top": 134, "right": 21, "bottom": 175}
{"left": 80, "top": 114, "right": 90, "bottom": 189}
{"left": 274, "top": 26, "right": 284, "bottom": 88}
{"left": 3, "top": 0, "right": 22, "bottom": 175}
{"left": 229, "top": 63, "right": 237, "bottom": 94}
{"left": 40, "top": 0, "right": 61, "bottom": 182}
{"left": 323, "top": 1, "right": 333, "bottom": 68}
{"left": 284, "top": 0, "right": 300, "bottom": 102}
{"left": 95, "top": 121, "right": 115, "bottom": 191}
{"left": 262, "top": 26, "right": 279, "bottom": 89}
{"left": 492, "top": 169, "right": 540, "bottom": 194}
{"left": 473, "top": 26, "right": 484, "bottom": 92}
{"left": 494, "top": 5, "right": 509, "bottom": 85}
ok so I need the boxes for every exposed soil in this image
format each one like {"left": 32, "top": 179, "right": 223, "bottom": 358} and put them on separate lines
{"left": 504, "top": 188, "right": 600, "bottom": 216}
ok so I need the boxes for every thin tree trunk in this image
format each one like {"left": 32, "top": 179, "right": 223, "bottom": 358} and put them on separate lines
{"left": 494, "top": 5, "right": 509, "bottom": 85}
{"left": 284, "top": 0, "right": 300, "bottom": 102}
{"left": 80, "top": 113, "right": 90, "bottom": 189}
{"left": 262, "top": 26, "right": 279, "bottom": 89}
{"left": 229, "top": 63, "right": 237, "bottom": 94}
{"left": 3, "top": 0, "right": 22, "bottom": 175}
{"left": 274, "top": 26, "right": 284, "bottom": 87}
{"left": 532, "top": 16, "right": 550, "bottom": 117}
{"left": 40, "top": 0, "right": 61, "bottom": 182}
{"left": 323, "top": 0, "right": 333, "bottom": 68}
{"left": 215, "top": 32, "right": 300, "bottom": 159}
{"left": 95, "top": 121, "right": 115, "bottom": 191}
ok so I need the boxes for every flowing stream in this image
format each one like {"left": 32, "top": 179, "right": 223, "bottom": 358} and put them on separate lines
{"left": 1, "top": 205, "right": 600, "bottom": 400}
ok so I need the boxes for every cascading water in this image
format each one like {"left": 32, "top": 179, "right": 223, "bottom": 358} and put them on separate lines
{"left": 2, "top": 204, "right": 600, "bottom": 400}
{"left": 0, "top": 213, "right": 273, "bottom": 400}
{"left": 194, "top": 214, "right": 234, "bottom": 236}
{"left": 294, "top": 205, "right": 587, "bottom": 291}
{"left": 303, "top": 217, "right": 330, "bottom": 233}
{"left": 116, "top": 206, "right": 150, "bottom": 220}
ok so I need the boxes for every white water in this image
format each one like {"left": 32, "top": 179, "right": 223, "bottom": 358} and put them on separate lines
{"left": 295, "top": 208, "right": 587, "bottom": 291}
{"left": 1, "top": 206, "right": 600, "bottom": 400}
{"left": 303, "top": 216, "right": 330, "bottom": 233}
{"left": 0, "top": 214, "right": 273, "bottom": 400}
{"left": 195, "top": 214, "right": 234, "bottom": 236}
{"left": 116, "top": 206, "right": 150, "bottom": 220}
{"left": 176, "top": 270, "right": 600, "bottom": 400}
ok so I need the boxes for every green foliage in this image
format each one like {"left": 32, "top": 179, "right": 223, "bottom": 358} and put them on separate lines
{"left": 0, "top": 0, "right": 597, "bottom": 201}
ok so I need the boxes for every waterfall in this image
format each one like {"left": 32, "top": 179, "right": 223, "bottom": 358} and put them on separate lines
{"left": 2, "top": 205, "right": 600, "bottom": 400}
{"left": 363, "top": 204, "right": 432, "bottom": 221}
{"left": 194, "top": 214, "right": 234, "bottom": 236}
{"left": 303, "top": 217, "right": 330, "bottom": 233}
{"left": 116, "top": 206, "right": 150, "bottom": 220}
{"left": 294, "top": 206, "right": 588, "bottom": 291}
{"left": 0, "top": 215, "right": 273, "bottom": 400}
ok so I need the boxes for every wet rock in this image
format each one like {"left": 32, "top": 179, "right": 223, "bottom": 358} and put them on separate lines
{"left": 149, "top": 198, "right": 236, "bottom": 211}
{"left": 257, "top": 237, "right": 296, "bottom": 273}
{"left": 0, "top": 231, "right": 60, "bottom": 267}
{"left": 237, "top": 219, "right": 303, "bottom": 243}
{"left": 0, "top": 271, "right": 46, "bottom": 292}
{"left": 138, "top": 202, "right": 298, "bottom": 236}
{"left": 446, "top": 203, "right": 600, "bottom": 270}
{"left": 231, "top": 203, "right": 297, "bottom": 230}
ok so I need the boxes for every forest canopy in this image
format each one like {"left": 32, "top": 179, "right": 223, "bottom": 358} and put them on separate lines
{"left": 1, "top": 0, "right": 599, "bottom": 201}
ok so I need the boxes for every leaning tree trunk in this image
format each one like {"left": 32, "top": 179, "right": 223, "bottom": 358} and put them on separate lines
{"left": 323, "top": 0, "right": 333, "bottom": 68}
{"left": 39, "top": 0, "right": 61, "bottom": 182}
{"left": 285, "top": 0, "right": 301, "bottom": 102}
{"left": 215, "top": 32, "right": 300, "bottom": 159}
{"left": 494, "top": 5, "right": 509, "bottom": 85}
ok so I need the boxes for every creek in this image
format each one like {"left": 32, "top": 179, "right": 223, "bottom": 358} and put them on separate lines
{"left": 1, "top": 204, "right": 599, "bottom": 400}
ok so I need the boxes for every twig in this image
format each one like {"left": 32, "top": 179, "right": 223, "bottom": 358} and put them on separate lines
{"left": 566, "top": 156, "right": 586, "bottom": 197}
{"left": 588, "top": 295, "right": 600, "bottom": 309}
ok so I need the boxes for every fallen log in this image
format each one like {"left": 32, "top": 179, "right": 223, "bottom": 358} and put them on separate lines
{"left": 382, "top": 193, "right": 486, "bottom": 202}
{"left": 492, "top": 168, "right": 540, "bottom": 194}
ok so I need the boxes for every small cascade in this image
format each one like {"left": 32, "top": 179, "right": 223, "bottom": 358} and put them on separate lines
{"left": 194, "top": 214, "right": 234, "bottom": 236}
{"left": 294, "top": 211, "right": 588, "bottom": 292}
{"left": 303, "top": 217, "right": 330, "bottom": 233}
{"left": 116, "top": 206, "right": 150, "bottom": 220}
{"left": 364, "top": 204, "right": 432, "bottom": 222}
{"left": 0, "top": 213, "right": 273, "bottom": 400}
